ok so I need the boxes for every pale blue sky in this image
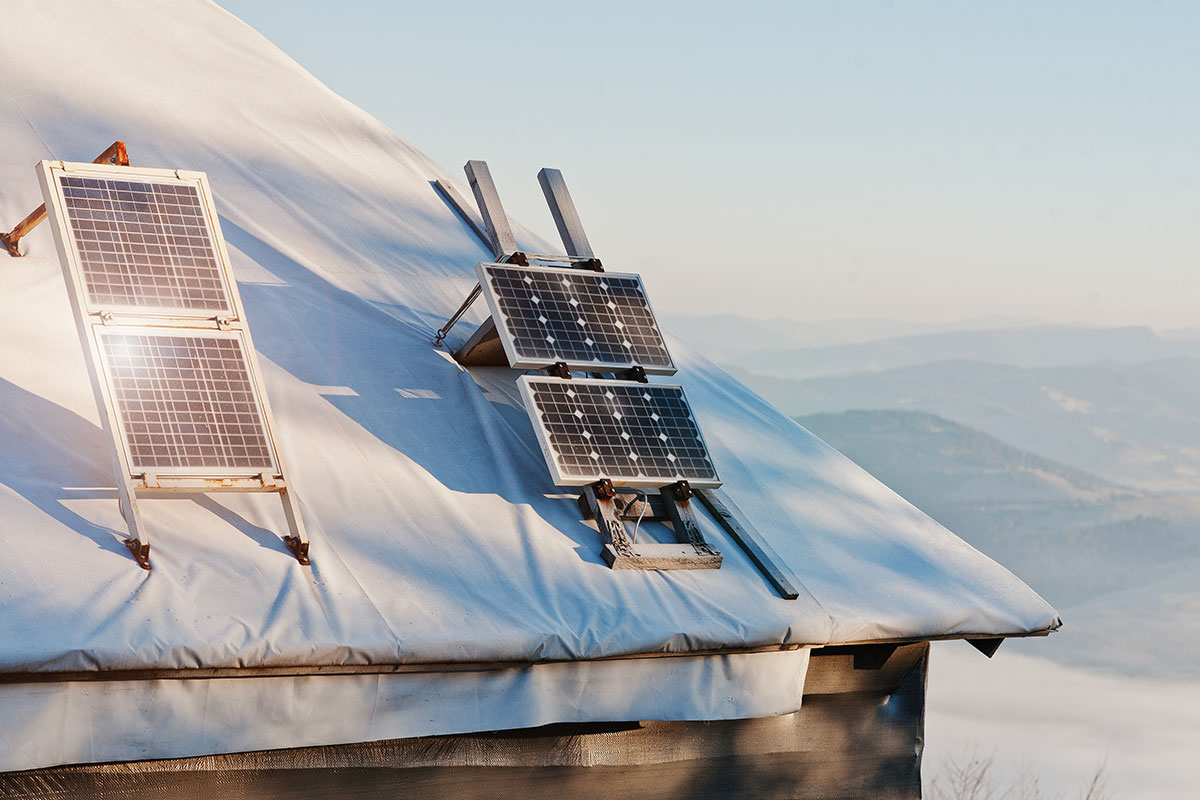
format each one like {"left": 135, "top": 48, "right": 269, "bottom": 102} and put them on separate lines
{"left": 219, "top": 1, "right": 1199, "bottom": 327}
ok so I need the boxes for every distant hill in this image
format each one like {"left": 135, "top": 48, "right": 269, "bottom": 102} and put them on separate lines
{"left": 663, "top": 313, "right": 1049, "bottom": 362}
{"left": 739, "top": 325, "right": 1200, "bottom": 379}
{"left": 664, "top": 314, "right": 1200, "bottom": 377}
{"left": 741, "top": 357, "right": 1200, "bottom": 492}
{"left": 798, "top": 409, "right": 1127, "bottom": 507}
{"left": 798, "top": 409, "right": 1200, "bottom": 679}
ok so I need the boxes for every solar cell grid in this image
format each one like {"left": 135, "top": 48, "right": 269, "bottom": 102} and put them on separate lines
{"left": 98, "top": 331, "right": 276, "bottom": 474}
{"left": 520, "top": 377, "right": 720, "bottom": 487}
{"left": 480, "top": 264, "right": 675, "bottom": 373}
{"left": 59, "top": 175, "right": 232, "bottom": 314}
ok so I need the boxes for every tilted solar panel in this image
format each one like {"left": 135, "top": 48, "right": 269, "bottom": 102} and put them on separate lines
{"left": 478, "top": 263, "right": 676, "bottom": 374}
{"left": 96, "top": 328, "right": 278, "bottom": 475}
{"left": 518, "top": 376, "right": 720, "bottom": 488}
{"left": 55, "top": 173, "right": 234, "bottom": 315}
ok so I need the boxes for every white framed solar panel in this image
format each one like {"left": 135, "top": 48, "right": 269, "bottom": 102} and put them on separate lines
{"left": 476, "top": 262, "right": 677, "bottom": 375}
{"left": 92, "top": 327, "right": 280, "bottom": 478}
{"left": 38, "top": 161, "right": 239, "bottom": 319}
{"left": 518, "top": 376, "right": 721, "bottom": 488}
{"left": 37, "top": 159, "right": 309, "bottom": 569}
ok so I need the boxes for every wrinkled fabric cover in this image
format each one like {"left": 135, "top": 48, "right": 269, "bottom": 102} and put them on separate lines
{"left": 0, "top": 2, "right": 1055, "bottom": 676}
{"left": 0, "top": 650, "right": 809, "bottom": 772}
{"left": 0, "top": 646, "right": 923, "bottom": 794}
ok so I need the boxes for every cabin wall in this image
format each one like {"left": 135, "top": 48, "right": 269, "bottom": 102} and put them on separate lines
{"left": 0, "top": 643, "right": 928, "bottom": 800}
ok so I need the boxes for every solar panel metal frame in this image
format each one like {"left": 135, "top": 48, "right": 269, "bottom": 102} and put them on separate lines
{"left": 476, "top": 262, "right": 677, "bottom": 375}
{"left": 91, "top": 326, "right": 281, "bottom": 479}
{"left": 518, "top": 375, "right": 722, "bottom": 489}
{"left": 37, "top": 159, "right": 309, "bottom": 567}
{"left": 38, "top": 161, "right": 240, "bottom": 319}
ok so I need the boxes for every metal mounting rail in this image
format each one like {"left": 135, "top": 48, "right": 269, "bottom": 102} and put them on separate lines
{"left": 2, "top": 141, "right": 129, "bottom": 257}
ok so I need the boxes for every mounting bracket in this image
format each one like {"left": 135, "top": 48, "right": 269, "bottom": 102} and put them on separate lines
{"left": 2, "top": 141, "right": 129, "bottom": 257}
{"left": 579, "top": 479, "right": 722, "bottom": 570}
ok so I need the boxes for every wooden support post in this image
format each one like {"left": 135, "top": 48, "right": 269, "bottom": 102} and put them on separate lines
{"left": 696, "top": 489, "right": 801, "bottom": 599}
{"left": 581, "top": 481, "right": 637, "bottom": 562}
{"left": 279, "top": 486, "right": 311, "bottom": 566}
{"left": 464, "top": 160, "right": 517, "bottom": 259}
{"left": 659, "top": 483, "right": 721, "bottom": 564}
{"left": 443, "top": 161, "right": 523, "bottom": 361}
{"left": 537, "top": 167, "right": 595, "bottom": 260}
{"left": 2, "top": 141, "right": 129, "bottom": 257}
{"left": 116, "top": 480, "right": 151, "bottom": 570}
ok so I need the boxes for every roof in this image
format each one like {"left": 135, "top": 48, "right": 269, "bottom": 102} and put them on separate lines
{"left": 0, "top": 0, "right": 1058, "bottom": 680}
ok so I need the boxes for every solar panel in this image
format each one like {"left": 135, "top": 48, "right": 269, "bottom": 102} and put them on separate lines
{"left": 55, "top": 172, "right": 234, "bottom": 315}
{"left": 477, "top": 263, "right": 676, "bottom": 374}
{"left": 95, "top": 328, "right": 278, "bottom": 475}
{"left": 518, "top": 376, "right": 721, "bottom": 488}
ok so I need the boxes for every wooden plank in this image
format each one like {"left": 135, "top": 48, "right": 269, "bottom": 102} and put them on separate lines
{"left": 433, "top": 178, "right": 493, "bottom": 252}
{"left": 464, "top": 160, "right": 517, "bottom": 258}
{"left": 537, "top": 168, "right": 595, "bottom": 259}
{"left": 604, "top": 543, "right": 723, "bottom": 570}
{"left": 804, "top": 642, "right": 928, "bottom": 696}
{"left": 697, "top": 489, "right": 801, "bottom": 599}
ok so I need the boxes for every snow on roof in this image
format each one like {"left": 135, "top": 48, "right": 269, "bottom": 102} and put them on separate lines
{"left": 0, "top": 0, "right": 1057, "bottom": 678}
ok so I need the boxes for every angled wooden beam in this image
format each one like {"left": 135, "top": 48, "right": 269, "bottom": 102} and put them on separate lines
{"left": 433, "top": 178, "right": 492, "bottom": 252}
{"left": 537, "top": 167, "right": 595, "bottom": 259}
{"left": 697, "top": 489, "right": 801, "bottom": 600}
{"left": 2, "top": 141, "right": 129, "bottom": 257}
{"left": 464, "top": 160, "right": 517, "bottom": 258}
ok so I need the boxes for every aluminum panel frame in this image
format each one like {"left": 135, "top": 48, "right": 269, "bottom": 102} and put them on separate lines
{"left": 477, "top": 262, "right": 677, "bottom": 375}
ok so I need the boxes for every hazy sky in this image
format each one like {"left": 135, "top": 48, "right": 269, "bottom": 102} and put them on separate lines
{"left": 219, "top": 1, "right": 1199, "bottom": 328}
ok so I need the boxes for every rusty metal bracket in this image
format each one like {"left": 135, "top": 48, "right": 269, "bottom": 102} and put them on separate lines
{"left": 125, "top": 538, "right": 151, "bottom": 571}
{"left": 668, "top": 479, "right": 693, "bottom": 502}
{"left": 284, "top": 536, "right": 310, "bottom": 566}
{"left": 2, "top": 141, "right": 130, "bottom": 257}
{"left": 544, "top": 362, "right": 572, "bottom": 379}
{"left": 592, "top": 478, "right": 616, "bottom": 500}
{"left": 435, "top": 251, "right": 530, "bottom": 346}
{"left": 616, "top": 365, "right": 648, "bottom": 383}
{"left": 577, "top": 257, "right": 603, "bottom": 272}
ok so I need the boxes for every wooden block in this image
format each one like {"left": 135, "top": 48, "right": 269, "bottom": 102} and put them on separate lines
{"left": 454, "top": 317, "right": 508, "bottom": 366}
{"left": 603, "top": 543, "right": 723, "bottom": 570}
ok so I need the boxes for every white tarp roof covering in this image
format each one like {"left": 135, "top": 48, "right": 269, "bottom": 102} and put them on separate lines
{"left": 0, "top": 0, "right": 1057, "bottom": 770}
